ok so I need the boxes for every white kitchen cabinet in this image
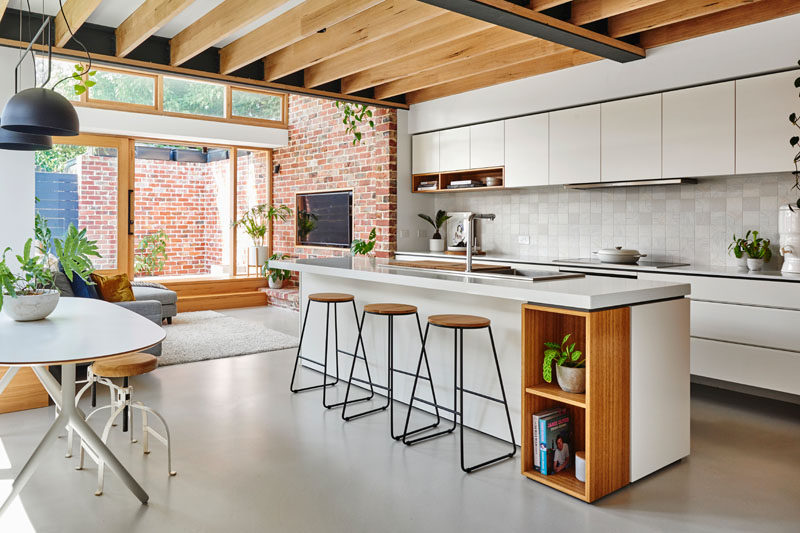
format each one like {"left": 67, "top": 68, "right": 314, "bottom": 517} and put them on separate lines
{"left": 439, "top": 126, "right": 470, "bottom": 172}
{"left": 469, "top": 121, "right": 504, "bottom": 169}
{"left": 504, "top": 114, "right": 548, "bottom": 188}
{"left": 662, "top": 81, "right": 735, "bottom": 178}
{"left": 411, "top": 132, "right": 439, "bottom": 174}
{"left": 601, "top": 94, "right": 662, "bottom": 181}
{"left": 549, "top": 104, "right": 601, "bottom": 184}
{"left": 736, "top": 70, "right": 799, "bottom": 174}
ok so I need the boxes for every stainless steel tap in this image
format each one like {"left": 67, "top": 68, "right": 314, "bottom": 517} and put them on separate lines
{"left": 464, "top": 213, "right": 495, "bottom": 272}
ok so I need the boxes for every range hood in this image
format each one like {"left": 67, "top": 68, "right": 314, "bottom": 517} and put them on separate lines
{"left": 564, "top": 178, "right": 697, "bottom": 190}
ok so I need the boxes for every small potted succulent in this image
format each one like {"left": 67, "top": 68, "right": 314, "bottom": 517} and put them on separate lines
{"left": 727, "top": 233, "right": 748, "bottom": 268}
{"left": 351, "top": 227, "right": 377, "bottom": 260}
{"left": 742, "top": 230, "right": 772, "bottom": 271}
{"left": 233, "top": 204, "right": 292, "bottom": 267}
{"left": 418, "top": 210, "right": 451, "bottom": 252}
{"left": 263, "top": 253, "right": 292, "bottom": 289}
{"left": 543, "top": 334, "right": 585, "bottom": 394}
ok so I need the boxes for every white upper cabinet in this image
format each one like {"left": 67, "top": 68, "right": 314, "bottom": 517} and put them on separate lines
{"left": 601, "top": 94, "right": 662, "bottom": 182}
{"left": 504, "top": 114, "right": 548, "bottom": 188}
{"left": 439, "top": 126, "right": 470, "bottom": 171}
{"left": 662, "top": 82, "right": 735, "bottom": 178}
{"left": 549, "top": 104, "right": 601, "bottom": 184}
{"left": 736, "top": 71, "right": 799, "bottom": 174}
{"left": 469, "top": 122, "right": 504, "bottom": 169}
{"left": 411, "top": 132, "right": 439, "bottom": 174}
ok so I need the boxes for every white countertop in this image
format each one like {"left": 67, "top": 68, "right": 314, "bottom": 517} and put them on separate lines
{"left": 270, "top": 256, "right": 690, "bottom": 310}
{"left": 395, "top": 250, "right": 800, "bottom": 282}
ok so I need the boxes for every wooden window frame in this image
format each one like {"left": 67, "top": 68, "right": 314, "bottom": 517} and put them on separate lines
{"left": 228, "top": 86, "right": 287, "bottom": 129}
{"left": 84, "top": 65, "right": 160, "bottom": 113}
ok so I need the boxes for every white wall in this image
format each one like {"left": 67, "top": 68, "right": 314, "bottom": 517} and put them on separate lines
{"left": 409, "top": 13, "right": 800, "bottom": 133}
{"left": 396, "top": 109, "right": 434, "bottom": 251}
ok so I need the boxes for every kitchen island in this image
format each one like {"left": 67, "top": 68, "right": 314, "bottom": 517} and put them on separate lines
{"left": 271, "top": 255, "right": 691, "bottom": 501}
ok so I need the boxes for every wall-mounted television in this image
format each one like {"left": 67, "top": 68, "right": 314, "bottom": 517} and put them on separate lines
{"left": 296, "top": 190, "right": 353, "bottom": 248}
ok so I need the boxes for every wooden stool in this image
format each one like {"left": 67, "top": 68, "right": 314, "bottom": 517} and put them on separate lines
{"left": 70, "top": 353, "right": 176, "bottom": 496}
{"left": 291, "top": 292, "right": 375, "bottom": 410}
{"left": 341, "top": 304, "right": 441, "bottom": 441}
{"left": 403, "top": 314, "right": 516, "bottom": 473}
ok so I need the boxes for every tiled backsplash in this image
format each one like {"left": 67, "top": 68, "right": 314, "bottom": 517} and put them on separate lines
{"left": 433, "top": 173, "right": 798, "bottom": 267}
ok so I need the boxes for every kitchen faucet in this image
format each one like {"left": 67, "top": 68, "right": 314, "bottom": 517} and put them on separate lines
{"left": 465, "top": 213, "right": 496, "bottom": 272}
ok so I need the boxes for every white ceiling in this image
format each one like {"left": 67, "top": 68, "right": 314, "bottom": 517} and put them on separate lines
{"left": 8, "top": 0, "right": 307, "bottom": 47}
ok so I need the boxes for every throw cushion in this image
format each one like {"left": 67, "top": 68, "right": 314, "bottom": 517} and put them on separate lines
{"left": 52, "top": 271, "right": 75, "bottom": 297}
{"left": 61, "top": 264, "right": 99, "bottom": 299}
{"left": 91, "top": 273, "right": 136, "bottom": 303}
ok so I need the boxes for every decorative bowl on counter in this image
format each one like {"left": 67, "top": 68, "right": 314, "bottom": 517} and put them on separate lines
{"left": 592, "top": 246, "right": 647, "bottom": 264}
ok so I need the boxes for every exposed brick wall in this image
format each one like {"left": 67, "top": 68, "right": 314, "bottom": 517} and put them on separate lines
{"left": 75, "top": 155, "right": 118, "bottom": 271}
{"left": 271, "top": 95, "right": 397, "bottom": 261}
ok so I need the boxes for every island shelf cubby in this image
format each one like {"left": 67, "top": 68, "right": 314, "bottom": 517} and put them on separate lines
{"left": 521, "top": 304, "right": 631, "bottom": 502}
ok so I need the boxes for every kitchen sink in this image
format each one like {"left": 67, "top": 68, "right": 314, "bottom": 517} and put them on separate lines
{"left": 383, "top": 262, "right": 582, "bottom": 282}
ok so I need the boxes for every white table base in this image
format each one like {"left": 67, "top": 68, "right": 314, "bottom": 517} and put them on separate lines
{"left": 0, "top": 364, "right": 149, "bottom": 517}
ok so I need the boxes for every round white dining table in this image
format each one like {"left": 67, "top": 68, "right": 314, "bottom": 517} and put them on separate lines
{"left": 0, "top": 298, "right": 166, "bottom": 516}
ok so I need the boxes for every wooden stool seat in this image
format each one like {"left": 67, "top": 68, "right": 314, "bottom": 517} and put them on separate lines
{"left": 428, "top": 314, "right": 491, "bottom": 329}
{"left": 92, "top": 353, "right": 158, "bottom": 378}
{"left": 364, "top": 303, "right": 418, "bottom": 315}
{"left": 308, "top": 292, "right": 355, "bottom": 303}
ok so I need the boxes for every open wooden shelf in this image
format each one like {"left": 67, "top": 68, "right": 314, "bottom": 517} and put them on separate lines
{"left": 525, "top": 383, "right": 586, "bottom": 408}
{"left": 412, "top": 167, "right": 504, "bottom": 193}
{"left": 521, "top": 304, "right": 631, "bottom": 503}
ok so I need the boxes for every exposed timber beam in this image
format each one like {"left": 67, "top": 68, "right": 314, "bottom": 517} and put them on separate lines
{"left": 116, "top": 0, "right": 194, "bottom": 57}
{"left": 55, "top": 0, "right": 103, "bottom": 47}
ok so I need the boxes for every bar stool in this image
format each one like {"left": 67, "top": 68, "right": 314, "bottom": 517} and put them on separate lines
{"left": 290, "top": 292, "right": 374, "bottom": 409}
{"left": 341, "top": 303, "right": 440, "bottom": 440}
{"left": 71, "top": 353, "right": 175, "bottom": 496}
{"left": 403, "top": 314, "right": 516, "bottom": 473}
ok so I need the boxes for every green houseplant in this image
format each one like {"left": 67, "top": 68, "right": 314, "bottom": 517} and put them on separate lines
{"left": 727, "top": 233, "right": 748, "bottom": 267}
{"left": 418, "top": 210, "right": 451, "bottom": 252}
{"left": 263, "top": 253, "right": 292, "bottom": 289}
{"left": 543, "top": 334, "right": 586, "bottom": 394}
{"left": 233, "top": 204, "right": 292, "bottom": 267}
{"left": 0, "top": 215, "right": 100, "bottom": 321}
{"left": 335, "top": 101, "right": 375, "bottom": 145}
{"left": 351, "top": 228, "right": 377, "bottom": 257}
{"left": 134, "top": 230, "right": 168, "bottom": 276}
{"left": 742, "top": 230, "right": 771, "bottom": 271}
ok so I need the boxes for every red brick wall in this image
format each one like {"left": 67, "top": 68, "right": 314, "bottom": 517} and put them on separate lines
{"left": 272, "top": 95, "right": 397, "bottom": 260}
{"left": 76, "top": 155, "right": 118, "bottom": 271}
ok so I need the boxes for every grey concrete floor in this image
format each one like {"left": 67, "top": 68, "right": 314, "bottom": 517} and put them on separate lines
{"left": 1, "top": 306, "right": 798, "bottom": 533}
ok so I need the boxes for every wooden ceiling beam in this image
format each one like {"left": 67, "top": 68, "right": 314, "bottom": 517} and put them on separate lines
{"left": 341, "top": 26, "right": 530, "bottom": 94}
{"left": 54, "top": 0, "right": 103, "bottom": 47}
{"left": 570, "top": 0, "right": 664, "bottom": 26}
{"left": 116, "top": 0, "right": 194, "bottom": 57}
{"left": 608, "top": 0, "right": 765, "bottom": 38}
{"left": 529, "top": 0, "right": 571, "bottom": 10}
{"left": 304, "top": 12, "right": 490, "bottom": 88}
{"left": 418, "top": 0, "right": 644, "bottom": 62}
{"left": 0, "top": 1, "right": 8, "bottom": 23}
{"left": 219, "top": 0, "right": 383, "bottom": 75}
{"left": 639, "top": 0, "right": 800, "bottom": 49}
{"left": 263, "top": 0, "right": 441, "bottom": 82}
{"left": 170, "top": 0, "right": 286, "bottom": 66}
{"left": 406, "top": 49, "right": 600, "bottom": 104}
{"left": 375, "top": 39, "right": 566, "bottom": 99}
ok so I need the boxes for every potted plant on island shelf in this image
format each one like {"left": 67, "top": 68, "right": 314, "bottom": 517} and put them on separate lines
{"left": 418, "top": 210, "right": 451, "bottom": 252}
{"left": 779, "top": 59, "right": 800, "bottom": 274}
{"left": 742, "top": 230, "right": 772, "bottom": 271}
{"left": 0, "top": 214, "right": 100, "bottom": 322}
{"left": 233, "top": 204, "right": 292, "bottom": 268}
{"left": 543, "top": 334, "right": 585, "bottom": 394}
{"left": 263, "top": 253, "right": 292, "bottom": 289}
{"left": 351, "top": 228, "right": 377, "bottom": 260}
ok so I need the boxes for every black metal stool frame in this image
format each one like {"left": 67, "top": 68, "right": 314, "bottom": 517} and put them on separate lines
{"left": 290, "top": 298, "right": 375, "bottom": 410}
{"left": 341, "top": 309, "right": 441, "bottom": 441}
{"left": 403, "top": 322, "right": 517, "bottom": 473}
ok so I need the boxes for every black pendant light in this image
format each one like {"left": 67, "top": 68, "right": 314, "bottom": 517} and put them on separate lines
{"left": 0, "top": 128, "right": 53, "bottom": 151}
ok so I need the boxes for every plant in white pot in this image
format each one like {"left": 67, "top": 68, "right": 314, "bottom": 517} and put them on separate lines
{"left": 263, "top": 253, "right": 292, "bottom": 289}
{"left": 727, "top": 233, "right": 748, "bottom": 268}
{"left": 780, "top": 61, "right": 800, "bottom": 273}
{"left": 233, "top": 204, "right": 292, "bottom": 269}
{"left": 0, "top": 215, "right": 100, "bottom": 322}
{"left": 418, "top": 210, "right": 451, "bottom": 252}
{"left": 742, "top": 230, "right": 772, "bottom": 271}
{"left": 542, "top": 334, "right": 585, "bottom": 394}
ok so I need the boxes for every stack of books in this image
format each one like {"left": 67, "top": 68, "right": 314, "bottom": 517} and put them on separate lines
{"left": 416, "top": 180, "right": 438, "bottom": 191}
{"left": 446, "top": 179, "right": 485, "bottom": 189}
{"left": 532, "top": 407, "right": 573, "bottom": 475}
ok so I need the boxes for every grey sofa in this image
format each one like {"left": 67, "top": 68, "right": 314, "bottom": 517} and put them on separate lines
{"left": 132, "top": 286, "right": 177, "bottom": 324}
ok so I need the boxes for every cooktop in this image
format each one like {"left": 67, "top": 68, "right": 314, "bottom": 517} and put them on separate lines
{"left": 555, "top": 258, "right": 690, "bottom": 269}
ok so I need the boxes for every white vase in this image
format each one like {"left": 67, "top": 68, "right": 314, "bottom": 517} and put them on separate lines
{"left": 268, "top": 278, "right": 284, "bottom": 289}
{"left": 248, "top": 246, "right": 269, "bottom": 267}
{"left": 429, "top": 238, "right": 444, "bottom": 252}
{"left": 746, "top": 258, "right": 764, "bottom": 271}
{"left": 2, "top": 290, "right": 60, "bottom": 321}
{"left": 779, "top": 205, "right": 800, "bottom": 274}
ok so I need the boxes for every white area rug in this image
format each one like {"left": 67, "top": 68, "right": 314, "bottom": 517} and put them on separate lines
{"left": 159, "top": 311, "right": 299, "bottom": 367}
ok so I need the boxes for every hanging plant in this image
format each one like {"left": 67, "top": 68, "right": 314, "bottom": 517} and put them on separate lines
{"left": 69, "top": 63, "right": 96, "bottom": 96}
{"left": 335, "top": 101, "right": 375, "bottom": 145}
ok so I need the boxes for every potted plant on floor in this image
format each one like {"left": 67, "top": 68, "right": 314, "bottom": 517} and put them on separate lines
{"left": 0, "top": 215, "right": 100, "bottom": 321}
{"left": 542, "top": 334, "right": 585, "bottom": 394}
{"left": 233, "top": 204, "right": 292, "bottom": 268}
{"left": 742, "top": 230, "right": 772, "bottom": 271}
{"left": 263, "top": 253, "right": 292, "bottom": 289}
{"left": 418, "top": 210, "right": 451, "bottom": 252}
{"left": 780, "top": 60, "right": 800, "bottom": 273}
{"left": 727, "top": 233, "right": 748, "bottom": 268}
